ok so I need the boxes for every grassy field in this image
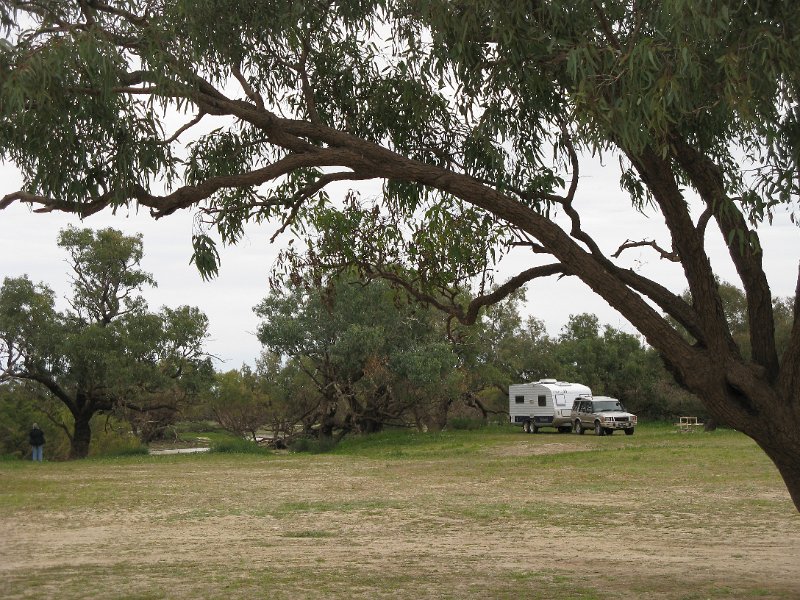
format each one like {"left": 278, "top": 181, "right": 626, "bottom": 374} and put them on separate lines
{"left": 1, "top": 423, "right": 798, "bottom": 599}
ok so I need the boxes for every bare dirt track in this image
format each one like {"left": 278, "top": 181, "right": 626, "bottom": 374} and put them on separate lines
{"left": 1, "top": 432, "right": 799, "bottom": 599}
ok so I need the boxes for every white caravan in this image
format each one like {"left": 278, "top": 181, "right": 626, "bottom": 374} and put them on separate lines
{"left": 509, "top": 379, "right": 592, "bottom": 433}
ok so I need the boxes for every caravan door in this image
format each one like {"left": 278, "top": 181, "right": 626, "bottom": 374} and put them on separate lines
{"left": 552, "top": 391, "right": 572, "bottom": 430}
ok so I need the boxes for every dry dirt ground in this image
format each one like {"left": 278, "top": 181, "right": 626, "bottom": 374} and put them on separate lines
{"left": 1, "top": 437, "right": 799, "bottom": 599}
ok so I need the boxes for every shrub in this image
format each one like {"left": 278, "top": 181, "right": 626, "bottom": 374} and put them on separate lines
{"left": 89, "top": 421, "right": 148, "bottom": 458}
{"left": 173, "top": 420, "right": 226, "bottom": 434}
{"left": 289, "top": 436, "right": 337, "bottom": 454}
{"left": 210, "top": 437, "right": 270, "bottom": 455}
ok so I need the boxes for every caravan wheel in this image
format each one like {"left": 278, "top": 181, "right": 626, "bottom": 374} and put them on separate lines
{"left": 532, "top": 424, "right": 539, "bottom": 434}
{"left": 523, "top": 420, "right": 531, "bottom": 434}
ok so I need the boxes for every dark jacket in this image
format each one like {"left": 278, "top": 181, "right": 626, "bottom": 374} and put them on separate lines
{"left": 29, "top": 427, "right": 45, "bottom": 447}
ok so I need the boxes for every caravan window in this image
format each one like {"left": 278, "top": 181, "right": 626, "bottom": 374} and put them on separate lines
{"left": 538, "top": 395, "right": 546, "bottom": 407}
{"left": 514, "top": 395, "right": 525, "bottom": 404}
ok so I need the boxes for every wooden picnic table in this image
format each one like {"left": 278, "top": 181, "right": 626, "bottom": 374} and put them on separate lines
{"left": 675, "top": 416, "right": 704, "bottom": 432}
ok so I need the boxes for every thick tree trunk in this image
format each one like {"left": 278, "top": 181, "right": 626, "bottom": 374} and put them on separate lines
{"left": 755, "top": 436, "right": 800, "bottom": 512}
{"left": 356, "top": 415, "right": 383, "bottom": 434}
{"left": 693, "top": 370, "right": 800, "bottom": 511}
{"left": 663, "top": 345, "right": 800, "bottom": 511}
{"left": 318, "top": 420, "right": 334, "bottom": 440}
{"left": 425, "top": 398, "right": 452, "bottom": 432}
{"left": 316, "top": 394, "right": 338, "bottom": 440}
{"left": 701, "top": 408, "right": 800, "bottom": 511}
{"left": 70, "top": 413, "right": 92, "bottom": 459}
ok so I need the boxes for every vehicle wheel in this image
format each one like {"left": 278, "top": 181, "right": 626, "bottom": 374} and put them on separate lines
{"left": 595, "top": 421, "right": 605, "bottom": 436}
{"left": 625, "top": 428, "right": 635, "bottom": 436}
{"left": 575, "top": 420, "right": 584, "bottom": 435}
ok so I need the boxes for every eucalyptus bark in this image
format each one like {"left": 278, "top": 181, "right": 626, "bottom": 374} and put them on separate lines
{"left": 69, "top": 412, "right": 92, "bottom": 460}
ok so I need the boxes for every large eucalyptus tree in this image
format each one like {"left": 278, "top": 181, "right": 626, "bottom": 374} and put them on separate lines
{"left": 0, "top": 227, "right": 210, "bottom": 457}
{"left": 255, "top": 274, "right": 460, "bottom": 437}
{"left": 1, "top": 2, "right": 799, "bottom": 507}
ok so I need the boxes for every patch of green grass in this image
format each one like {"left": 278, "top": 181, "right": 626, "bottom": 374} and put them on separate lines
{"left": 8, "top": 560, "right": 787, "bottom": 600}
{"left": 447, "top": 417, "right": 486, "bottom": 430}
{"left": 331, "top": 426, "right": 509, "bottom": 459}
{"left": 102, "top": 444, "right": 149, "bottom": 457}
{"left": 1, "top": 422, "right": 796, "bottom": 600}
{"left": 288, "top": 436, "right": 338, "bottom": 453}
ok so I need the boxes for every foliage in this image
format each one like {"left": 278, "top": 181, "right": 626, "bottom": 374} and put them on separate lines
{"left": 205, "top": 366, "right": 272, "bottom": 441}
{"left": 0, "top": 227, "right": 211, "bottom": 458}
{"left": 255, "top": 272, "right": 466, "bottom": 439}
{"left": 0, "top": 380, "right": 67, "bottom": 458}
{"left": 548, "top": 313, "right": 695, "bottom": 418}
{"left": 87, "top": 418, "right": 149, "bottom": 458}
{"left": 1, "top": 1, "right": 800, "bottom": 506}
{"left": 253, "top": 271, "right": 703, "bottom": 436}
{"left": 249, "top": 266, "right": 718, "bottom": 438}
{"left": 0, "top": 382, "right": 149, "bottom": 460}
{"left": 445, "top": 290, "right": 560, "bottom": 418}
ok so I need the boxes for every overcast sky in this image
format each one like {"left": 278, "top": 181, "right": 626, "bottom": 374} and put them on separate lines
{"left": 1, "top": 157, "right": 797, "bottom": 370}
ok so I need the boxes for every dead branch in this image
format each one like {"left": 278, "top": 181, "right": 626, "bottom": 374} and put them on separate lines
{"left": 612, "top": 239, "right": 679, "bottom": 261}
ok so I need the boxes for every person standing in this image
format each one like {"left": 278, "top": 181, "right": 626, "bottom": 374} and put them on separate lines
{"left": 29, "top": 423, "right": 45, "bottom": 462}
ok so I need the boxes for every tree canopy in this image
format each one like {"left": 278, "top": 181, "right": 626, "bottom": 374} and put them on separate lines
{"left": 255, "top": 273, "right": 463, "bottom": 437}
{"left": 1, "top": 1, "right": 799, "bottom": 508}
{"left": 249, "top": 271, "right": 694, "bottom": 444}
{"left": 0, "top": 227, "right": 211, "bottom": 457}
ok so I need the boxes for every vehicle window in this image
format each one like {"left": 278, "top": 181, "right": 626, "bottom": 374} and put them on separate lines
{"left": 593, "top": 400, "right": 623, "bottom": 411}
{"left": 515, "top": 395, "right": 524, "bottom": 404}
{"left": 537, "top": 395, "right": 546, "bottom": 407}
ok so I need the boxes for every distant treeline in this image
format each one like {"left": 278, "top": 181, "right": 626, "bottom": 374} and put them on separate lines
{"left": 3, "top": 271, "right": 728, "bottom": 458}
